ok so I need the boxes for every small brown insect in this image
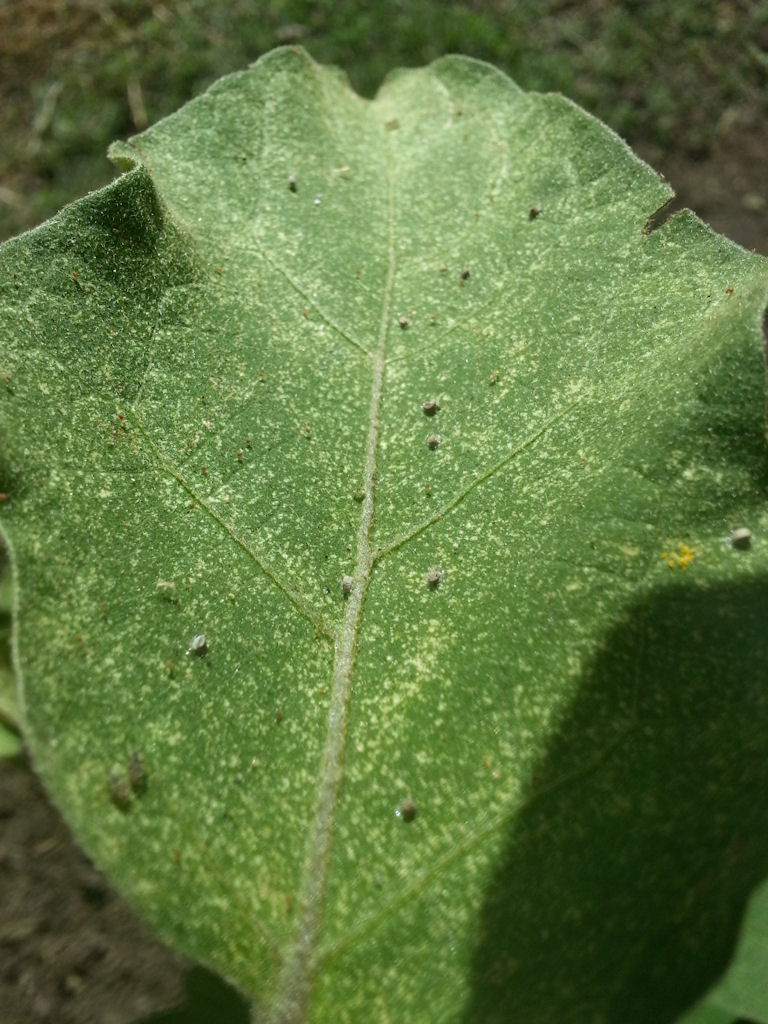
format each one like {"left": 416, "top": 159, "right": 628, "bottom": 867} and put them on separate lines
{"left": 288, "top": 173, "right": 297, "bottom": 192}
{"left": 128, "top": 752, "right": 147, "bottom": 795}
{"left": 426, "top": 433, "right": 441, "bottom": 450}
{"left": 352, "top": 486, "right": 365, "bottom": 502}
{"left": 107, "top": 773, "right": 132, "bottom": 811}
{"left": 487, "top": 369, "right": 499, "bottom": 385}
{"left": 341, "top": 574, "right": 354, "bottom": 596}
{"left": 426, "top": 568, "right": 443, "bottom": 588}
{"left": 398, "top": 315, "right": 410, "bottom": 329}
{"left": 529, "top": 204, "right": 542, "bottom": 219}
{"left": 460, "top": 266, "right": 470, "bottom": 280}
{"left": 275, "top": 708, "right": 283, "bottom": 723}
{"left": 245, "top": 438, "right": 252, "bottom": 449}
{"left": 731, "top": 527, "right": 752, "bottom": 549}
{"left": 399, "top": 798, "right": 417, "bottom": 823}
{"left": 421, "top": 399, "right": 440, "bottom": 416}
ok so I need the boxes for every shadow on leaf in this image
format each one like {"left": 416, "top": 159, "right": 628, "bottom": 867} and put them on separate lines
{"left": 463, "top": 578, "right": 768, "bottom": 1024}
{"left": 135, "top": 965, "right": 250, "bottom": 1024}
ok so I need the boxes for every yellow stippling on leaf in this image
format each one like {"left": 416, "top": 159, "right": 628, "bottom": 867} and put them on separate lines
{"left": 661, "top": 543, "right": 696, "bottom": 569}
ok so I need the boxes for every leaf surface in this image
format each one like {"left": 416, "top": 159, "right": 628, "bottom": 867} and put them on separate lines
{"left": 678, "top": 878, "right": 768, "bottom": 1024}
{"left": 1, "top": 48, "right": 768, "bottom": 1023}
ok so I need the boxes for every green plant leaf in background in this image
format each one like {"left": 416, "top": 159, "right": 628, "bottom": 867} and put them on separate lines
{"left": 1, "top": 47, "right": 767, "bottom": 1023}
{"left": 679, "top": 878, "right": 768, "bottom": 1024}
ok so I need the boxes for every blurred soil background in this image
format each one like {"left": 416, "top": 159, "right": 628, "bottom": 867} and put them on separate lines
{"left": 0, "top": 1, "right": 766, "bottom": 1022}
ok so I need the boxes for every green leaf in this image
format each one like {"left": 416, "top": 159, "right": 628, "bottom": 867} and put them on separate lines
{"left": 2, "top": 47, "right": 768, "bottom": 1023}
{"left": 0, "top": 714, "right": 21, "bottom": 759}
{"left": 674, "top": 1005, "right": 739, "bottom": 1024}
{"left": 678, "top": 878, "right": 768, "bottom": 1024}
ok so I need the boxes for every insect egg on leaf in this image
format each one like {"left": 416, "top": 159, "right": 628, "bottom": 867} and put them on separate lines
{"left": 188, "top": 633, "right": 208, "bottom": 656}
{"left": 731, "top": 527, "right": 752, "bottom": 549}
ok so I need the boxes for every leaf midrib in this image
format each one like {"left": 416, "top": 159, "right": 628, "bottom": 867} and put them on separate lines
{"left": 266, "top": 143, "right": 397, "bottom": 1024}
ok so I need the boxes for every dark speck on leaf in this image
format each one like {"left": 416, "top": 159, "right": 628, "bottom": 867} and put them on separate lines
{"left": 529, "top": 204, "right": 542, "bottom": 220}
{"left": 128, "top": 752, "right": 147, "bottom": 795}
{"left": 421, "top": 399, "right": 440, "bottom": 416}
{"left": 426, "top": 568, "right": 443, "bottom": 588}
{"left": 107, "top": 774, "right": 132, "bottom": 812}
{"left": 426, "top": 433, "right": 441, "bottom": 450}
{"left": 399, "top": 798, "right": 417, "bottom": 822}
{"left": 460, "top": 266, "right": 470, "bottom": 280}
{"left": 288, "top": 173, "right": 297, "bottom": 192}
{"left": 398, "top": 315, "right": 410, "bottom": 330}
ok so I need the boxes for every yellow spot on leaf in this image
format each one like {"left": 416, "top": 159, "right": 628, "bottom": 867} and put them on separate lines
{"left": 661, "top": 543, "right": 695, "bottom": 569}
